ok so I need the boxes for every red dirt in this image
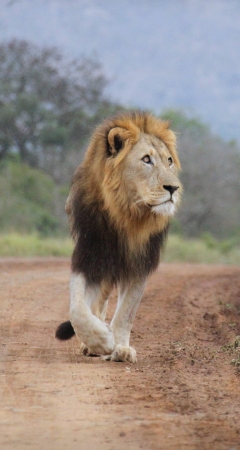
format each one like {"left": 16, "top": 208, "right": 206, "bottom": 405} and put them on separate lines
{"left": 0, "top": 258, "right": 240, "bottom": 450}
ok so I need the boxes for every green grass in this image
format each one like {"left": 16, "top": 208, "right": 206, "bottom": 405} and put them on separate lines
{"left": 0, "top": 233, "right": 239, "bottom": 264}
{"left": 0, "top": 233, "right": 73, "bottom": 257}
{"left": 163, "top": 235, "right": 240, "bottom": 265}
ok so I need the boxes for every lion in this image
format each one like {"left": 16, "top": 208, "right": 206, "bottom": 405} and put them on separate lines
{"left": 56, "top": 111, "right": 182, "bottom": 363}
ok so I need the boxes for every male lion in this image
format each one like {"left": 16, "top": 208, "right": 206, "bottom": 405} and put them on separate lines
{"left": 56, "top": 112, "right": 182, "bottom": 362}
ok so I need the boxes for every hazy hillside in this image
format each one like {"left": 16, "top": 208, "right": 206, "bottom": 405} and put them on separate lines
{"left": 1, "top": 0, "right": 240, "bottom": 141}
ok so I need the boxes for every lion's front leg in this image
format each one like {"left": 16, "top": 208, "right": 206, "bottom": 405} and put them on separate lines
{"left": 104, "top": 278, "right": 146, "bottom": 363}
{"left": 70, "top": 273, "right": 115, "bottom": 355}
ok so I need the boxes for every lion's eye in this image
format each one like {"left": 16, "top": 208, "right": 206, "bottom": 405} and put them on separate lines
{"left": 142, "top": 155, "right": 151, "bottom": 164}
{"left": 168, "top": 156, "right": 173, "bottom": 166}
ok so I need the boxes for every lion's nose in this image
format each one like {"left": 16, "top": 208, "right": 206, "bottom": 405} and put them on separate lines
{"left": 163, "top": 185, "right": 179, "bottom": 196}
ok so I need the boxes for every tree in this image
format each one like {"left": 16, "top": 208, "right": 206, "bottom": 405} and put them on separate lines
{"left": 0, "top": 39, "right": 109, "bottom": 171}
{"left": 162, "top": 110, "right": 240, "bottom": 238}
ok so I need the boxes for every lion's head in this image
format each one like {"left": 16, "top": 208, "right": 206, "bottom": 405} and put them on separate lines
{"left": 75, "top": 112, "right": 182, "bottom": 243}
{"left": 105, "top": 123, "right": 181, "bottom": 215}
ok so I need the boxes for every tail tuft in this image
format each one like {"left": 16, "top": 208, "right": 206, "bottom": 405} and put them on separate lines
{"left": 55, "top": 321, "right": 75, "bottom": 340}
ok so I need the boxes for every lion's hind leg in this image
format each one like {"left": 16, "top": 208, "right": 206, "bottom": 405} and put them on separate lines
{"left": 99, "top": 281, "right": 113, "bottom": 321}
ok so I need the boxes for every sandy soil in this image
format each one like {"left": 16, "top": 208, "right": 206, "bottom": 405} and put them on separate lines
{"left": 0, "top": 258, "right": 240, "bottom": 450}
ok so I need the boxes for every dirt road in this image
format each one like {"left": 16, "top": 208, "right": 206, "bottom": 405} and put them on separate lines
{"left": 0, "top": 258, "right": 240, "bottom": 450}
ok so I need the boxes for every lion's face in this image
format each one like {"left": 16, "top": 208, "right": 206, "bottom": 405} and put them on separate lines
{"left": 122, "top": 133, "right": 181, "bottom": 217}
{"left": 104, "top": 128, "right": 181, "bottom": 221}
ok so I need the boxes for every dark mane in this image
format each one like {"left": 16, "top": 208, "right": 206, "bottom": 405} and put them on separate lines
{"left": 71, "top": 191, "right": 168, "bottom": 285}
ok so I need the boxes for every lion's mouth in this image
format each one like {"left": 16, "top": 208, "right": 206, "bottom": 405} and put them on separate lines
{"left": 147, "top": 199, "right": 173, "bottom": 208}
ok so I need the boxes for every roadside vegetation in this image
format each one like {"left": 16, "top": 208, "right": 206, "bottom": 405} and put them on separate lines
{"left": 164, "top": 234, "right": 240, "bottom": 265}
{"left": 0, "top": 233, "right": 72, "bottom": 257}
{"left": 0, "top": 233, "right": 239, "bottom": 265}
{"left": 0, "top": 39, "right": 239, "bottom": 263}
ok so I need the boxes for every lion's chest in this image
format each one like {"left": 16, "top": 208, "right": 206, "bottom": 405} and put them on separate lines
{"left": 71, "top": 203, "right": 167, "bottom": 285}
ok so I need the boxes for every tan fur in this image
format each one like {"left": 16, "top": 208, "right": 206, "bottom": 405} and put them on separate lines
{"left": 67, "top": 112, "right": 182, "bottom": 250}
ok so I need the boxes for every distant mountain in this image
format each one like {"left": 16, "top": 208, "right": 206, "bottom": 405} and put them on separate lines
{"left": 1, "top": 0, "right": 240, "bottom": 141}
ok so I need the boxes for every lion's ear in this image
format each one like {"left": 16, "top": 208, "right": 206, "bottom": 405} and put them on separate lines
{"left": 107, "top": 127, "right": 126, "bottom": 156}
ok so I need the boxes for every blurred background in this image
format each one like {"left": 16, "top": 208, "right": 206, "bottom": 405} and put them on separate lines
{"left": 0, "top": 0, "right": 239, "bottom": 263}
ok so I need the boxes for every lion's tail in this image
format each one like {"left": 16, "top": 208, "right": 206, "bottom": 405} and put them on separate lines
{"left": 55, "top": 321, "right": 75, "bottom": 340}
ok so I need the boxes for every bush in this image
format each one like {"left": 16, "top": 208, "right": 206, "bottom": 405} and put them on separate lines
{"left": 0, "top": 160, "right": 68, "bottom": 235}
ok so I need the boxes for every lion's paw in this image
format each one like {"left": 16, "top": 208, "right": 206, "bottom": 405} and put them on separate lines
{"left": 75, "top": 343, "right": 90, "bottom": 356}
{"left": 78, "top": 342, "right": 103, "bottom": 357}
{"left": 79, "top": 342, "right": 90, "bottom": 355}
{"left": 102, "top": 345, "right": 137, "bottom": 363}
{"left": 77, "top": 322, "right": 115, "bottom": 356}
